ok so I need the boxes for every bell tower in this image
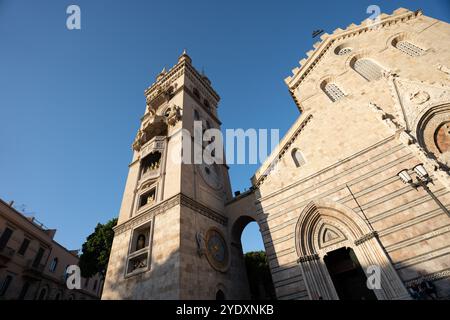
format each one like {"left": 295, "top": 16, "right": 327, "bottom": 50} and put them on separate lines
{"left": 102, "top": 51, "right": 246, "bottom": 299}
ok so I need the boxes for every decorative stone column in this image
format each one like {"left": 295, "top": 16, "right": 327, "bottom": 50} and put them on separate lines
{"left": 353, "top": 232, "right": 411, "bottom": 300}
{"left": 297, "top": 254, "right": 339, "bottom": 300}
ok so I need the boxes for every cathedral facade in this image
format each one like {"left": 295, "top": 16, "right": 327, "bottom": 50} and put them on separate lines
{"left": 102, "top": 8, "right": 450, "bottom": 300}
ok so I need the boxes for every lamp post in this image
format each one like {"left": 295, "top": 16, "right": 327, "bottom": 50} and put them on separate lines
{"left": 397, "top": 164, "right": 450, "bottom": 217}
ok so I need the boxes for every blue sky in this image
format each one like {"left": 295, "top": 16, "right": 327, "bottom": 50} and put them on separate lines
{"left": 0, "top": 0, "right": 449, "bottom": 253}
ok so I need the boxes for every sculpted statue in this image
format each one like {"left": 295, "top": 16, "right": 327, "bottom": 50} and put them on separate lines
{"left": 167, "top": 105, "right": 182, "bottom": 126}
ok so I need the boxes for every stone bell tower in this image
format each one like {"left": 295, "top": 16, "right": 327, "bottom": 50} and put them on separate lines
{"left": 102, "top": 51, "right": 248, "bottom": 299}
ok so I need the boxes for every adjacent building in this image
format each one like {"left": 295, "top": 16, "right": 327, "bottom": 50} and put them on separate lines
{"left": 0, "top": 199, "right": 102, "bottom": 300}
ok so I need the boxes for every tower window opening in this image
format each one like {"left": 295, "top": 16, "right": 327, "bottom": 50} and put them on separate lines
{"left": 204, "top": 99, "right": 211, "bottom": 109}
{"left": 193, "top": 88, "right": 201, "bottom": 100}
{"left": 127, "top": 222, "right": 152, "bottom": 274}
{"left": 141, "top": 152, "right": 162, "bottom": 177}
{"left": 194, "top": 109, "right": 200, "bottom": 121}
{"left": 139, "top": 188, "right": 156, "bottom": 208}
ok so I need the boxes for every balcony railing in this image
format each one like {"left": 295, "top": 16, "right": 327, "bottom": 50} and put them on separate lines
{"left": 140, "top": 136, "right": 166, "bottom": 157}
{"left": 0, "top": 247, "right": 15, "bottom": 267}
{"left": 23, "top": 260, "right": 45, "bottom": 279}
{"left": 140, "top": 164, "right": 161, "bottom": 181}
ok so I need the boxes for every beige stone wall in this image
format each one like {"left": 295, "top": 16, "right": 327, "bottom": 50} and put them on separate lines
{"left": 253, "top": 8, "right": 450, "bottom": 300}
{"left": 179, "top": 205, "right": 247, "bottom": 299}
{"left": 103, "top": 204, "right": 181, "bottom": 299}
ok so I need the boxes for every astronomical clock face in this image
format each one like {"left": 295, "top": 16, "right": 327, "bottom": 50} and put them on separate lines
{"left": 205, "top": 228, "right": 229, "bottom": 272}
{"left": 198, "top": 163, "right": 222, "bottom": 190}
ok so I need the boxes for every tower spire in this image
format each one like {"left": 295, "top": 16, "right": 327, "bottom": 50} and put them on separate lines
{"left": 178, "top": 48, "right": 192, "bottom": 64}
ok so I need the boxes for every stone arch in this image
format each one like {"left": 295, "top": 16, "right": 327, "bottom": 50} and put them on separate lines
{"left": 37, "top": 284, "right": 49, "bottom": 300}
{"left": 295, "top": 200, "right": 370, "bottom": 257}
{"left": 415, "top": 103, "right": 450, "bottom": 168}
{"left": 230, "top": 215, "right": 257, "bottom": 249}
{"left": 294, "top": 199, "right": 410, "bottom": 300}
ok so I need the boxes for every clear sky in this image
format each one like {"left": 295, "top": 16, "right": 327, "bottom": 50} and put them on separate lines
{"left": 1, "top": 0, "right": 449, "bottom": 253}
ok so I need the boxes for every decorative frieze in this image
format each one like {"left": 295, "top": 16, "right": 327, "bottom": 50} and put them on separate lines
{"left": 180, "top": 194, "right": 228, "bottom": 225}
{"left": 113, "top": 194, "right": 181, "bottom": 235}
{"left": 405, "top": 269, "right": 450, "bottom": 286}
{"left": 113, "top": 193, "right": 228, "bottom": 235}
{"left": 297, "top": 253, "right": 319, "bottom": 263}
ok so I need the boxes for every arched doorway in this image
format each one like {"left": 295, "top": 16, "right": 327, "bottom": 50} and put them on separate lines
{"left": 324, "top": 247, "right": 377, "bottom": 300}
{"left": 295, "top": 200, "right": 410, "bottom": 300}
{"left": 231, "top": 216, "right": 275, "bottom": 300}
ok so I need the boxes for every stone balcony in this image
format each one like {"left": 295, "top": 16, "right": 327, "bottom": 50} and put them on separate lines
{"left": 23, "top": 260, "right": 45, "bottom": 280}
{"left": 140, "top": 165, "right": 161, "bottom": 182}
{"left": 0, "top": 246, "right": 15, "bottom": 268}
{"left": 140, "top": 136, "right": 166, "bottom": 158}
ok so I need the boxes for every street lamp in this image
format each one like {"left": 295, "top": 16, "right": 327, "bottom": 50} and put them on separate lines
{"left": 413, "top": 164, "right": 429, "bottom": 180}
{"left": 398, "top": 169, "right": 412, "bottom": 184}
{"left": 397, "top": 164, "right": 449, "bottom": 217}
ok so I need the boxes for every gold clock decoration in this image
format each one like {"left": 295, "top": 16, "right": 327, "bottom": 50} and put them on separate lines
{"left": 204, "top": 228, "right": 229, "bottom": 272}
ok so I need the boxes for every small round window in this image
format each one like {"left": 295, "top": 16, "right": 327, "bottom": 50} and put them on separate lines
{"left": 337, "top": 47, "right": 352, "bottom": 55}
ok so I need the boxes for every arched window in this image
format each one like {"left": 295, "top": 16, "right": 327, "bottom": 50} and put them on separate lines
{"left": 63, "top": 265, "right": 70, "bottom": 281}
{"left": 322, "top": 82, "right": 345, "bottom": 102}
{"left": 18, "top": 281, "right": 30, "bottom": 300}
{"left": 204, "top": 99, "right": 210, "bottom": 109}
{"left": 292, "top": 149, "right": 306, "bottom": 168}
{"left": 216, "top": 289, "right": 226, "bottom": 300}
{"left": 0, "top": 275, "right": 13, "bottom": 297}
{"left": 352, "top": 58, "right": 383, "bottom": 81}
{"left": 49, "top": 257, "right": 58, "bottom": 272}
{"left": 193, "top": 88, "right": 200, "bottom": 100}
{"left": 395, "top": 40, "right": 425, "bottom": 57}
{"left": 37, "top": 287, "right": 47, "bottom": 300}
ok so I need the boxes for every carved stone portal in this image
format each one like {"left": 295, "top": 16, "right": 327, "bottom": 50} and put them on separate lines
{"left": 295, "top": 200, "right": 411, "bottom": 300}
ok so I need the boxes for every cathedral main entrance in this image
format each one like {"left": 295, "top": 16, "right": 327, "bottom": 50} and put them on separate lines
{"left": 324, "top": 247, "right": 377, "bottom": 300}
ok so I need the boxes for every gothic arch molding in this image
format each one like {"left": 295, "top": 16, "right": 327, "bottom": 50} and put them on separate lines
{"left": 415, "top": 103, "right": 450, "bottom": 168}
{"left": 295, "top": 200, "right": 371, "bottom": 257}
{"left": 294, "top": 199, "right": 410, "bottom": 300}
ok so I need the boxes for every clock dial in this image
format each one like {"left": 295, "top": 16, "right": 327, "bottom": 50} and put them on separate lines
{"left": 204, "top": 229, "right": 229, "bottom": 272}
{"left": 198, "top": 163, "right": 222, "bottom": 190}
{"left": 207, "top": 233, "right": 226, "bottom": 262}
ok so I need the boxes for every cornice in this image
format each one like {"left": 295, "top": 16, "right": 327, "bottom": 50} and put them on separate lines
{"left": 285, "top": 8, "right": 422, "bottom": 111}
{"left": 113, "top": 193, "right": 227, "bottom": 235}
{"left": 144, "top": 60, "right": 220, "bottom": 105}
{"left": 252, "top": 113, "right": 313, "bottom": 188}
